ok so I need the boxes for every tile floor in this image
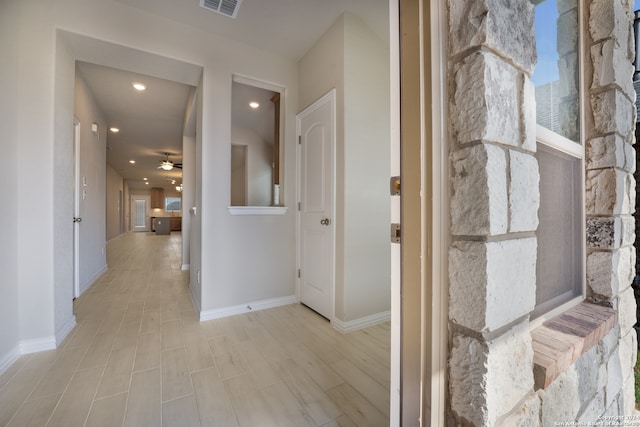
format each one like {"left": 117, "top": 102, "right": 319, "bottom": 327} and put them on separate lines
{"left": 0, "top": 232, "right": 390, "bottom": 426}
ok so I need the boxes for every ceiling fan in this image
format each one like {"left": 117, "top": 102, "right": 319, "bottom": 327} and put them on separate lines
{"left": 158, "top": 153, "right": 182, "bottom": 170}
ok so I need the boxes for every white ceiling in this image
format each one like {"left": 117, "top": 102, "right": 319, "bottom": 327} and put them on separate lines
{"left": 114, "top": 0, "right": 389, "bottom": 60}
{"left": 77, "top": 61, "right": 193, "bottom": 191}
{"left": 78, "top": 0, "right": 388, "bottom": 192}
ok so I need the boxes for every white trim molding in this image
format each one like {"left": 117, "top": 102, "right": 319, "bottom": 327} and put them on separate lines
{"left": 0, "top": 317, "right": 76, "bottom": 375}
{"left": 199, "top": 295, "right": 296, "bottom": 321}
{"left": 331, "top": 311, "right": 391, "bottom": 334}
{"left": 227, "top": 206, "right": 288, "bottom": 215}
{"left": 19, "top": 337, "right": 57, "bottom": 355}
{"left": 181, "top": 264, "right": 190, "bottom": 271}
{"left": 0, "top": 346, "right": 21, "bottom": 376}
{"left": 56, "top": 315, "right": 77, "bottom": 347}
{"left": 80, "top": 264, "right": 108, "bottom": 296}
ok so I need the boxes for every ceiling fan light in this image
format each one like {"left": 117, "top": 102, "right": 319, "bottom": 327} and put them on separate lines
{"left": 161, "top": 162, "right": 173, "bottom": 170}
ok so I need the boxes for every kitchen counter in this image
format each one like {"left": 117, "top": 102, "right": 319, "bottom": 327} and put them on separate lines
{"left": 151, "top": 216, "right": 182, "bottom": 233}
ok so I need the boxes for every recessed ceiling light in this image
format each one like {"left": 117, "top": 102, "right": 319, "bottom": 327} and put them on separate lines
{"left": 110, "top": 127, "right": 119, "bottom": 133}
{"left": 145, "top": 181, "right": 149, "bottom": 185}
{"left": 143, "top": 177, "right": 148, "bottom": 181}
{"left": 132, "top": 82, "right": 146, "bottom": 91}
{"left": 129, "top": 160, "right": 136, "bottom": 164}
{"left": 249, "top": 101, "right": 260, "bottom": 109}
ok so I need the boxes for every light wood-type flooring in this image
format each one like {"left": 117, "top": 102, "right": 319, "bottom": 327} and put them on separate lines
{"left": 0, "top": 232, "right": 390, "bottom": 426}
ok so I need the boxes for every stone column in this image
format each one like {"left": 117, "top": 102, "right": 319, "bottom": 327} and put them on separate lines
{"left": 633, "top": 11, "right": 640, "bottom": 354}
{"left": 634, "top": 123, "right": 640, "bottom": 336}
{"left": 447, "top": 0, "right": 539, "bottom": 424}
{"left": 558, "top": 0, "right": 580, "bottom": 140}
{"left": 586, "top": 0, "right": 637, "bottom": 415}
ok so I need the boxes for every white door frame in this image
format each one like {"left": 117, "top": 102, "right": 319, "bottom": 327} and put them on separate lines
{"left": 295, "top": 89, "right": 337, "bottom": 323}
{"left": 392, "top": 0, "right": 448, "bottom": 424}
{"left": 73, "top": 118, "right": 81, "bottom": 299}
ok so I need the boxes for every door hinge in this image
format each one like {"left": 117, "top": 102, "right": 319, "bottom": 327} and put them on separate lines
{"left": 390, "top": 176, "right": 400, "bottom": 196}
{"left": 298, "top": 202, "right": 301, "bottom": 211}
{"left": 298, "top": 135, "right": 302, "bottom": 144}
{"left": 297, "top": 269, "right": 301, "bottom": 278}
{"left": 391, "top": 223, "right": 401, "bottom": 244}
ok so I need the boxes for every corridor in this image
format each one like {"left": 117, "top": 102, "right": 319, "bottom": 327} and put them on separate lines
{"left": 0, "top": 232, "right": 390, "bottom": 426}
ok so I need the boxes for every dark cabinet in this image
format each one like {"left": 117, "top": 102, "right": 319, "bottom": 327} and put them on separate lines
{"left": 151, "top": 188, "right": 164, "bottom": 209}
{"left": 170, "top": 217, "right": 182, "bottom": 231}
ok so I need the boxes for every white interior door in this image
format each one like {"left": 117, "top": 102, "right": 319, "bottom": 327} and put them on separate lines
{"left": 131, "top": 196, "right": 150, "bottom": 232}
{"left": 297, "top": 90, "right": 336, "bottom": 319}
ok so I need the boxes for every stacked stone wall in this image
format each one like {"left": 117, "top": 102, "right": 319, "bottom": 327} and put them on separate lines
{"left": 447, "top": 0, "right": 637, "bottom": 424}
{"left": 583, "top": 0, "right": 637, "bottom": 419}
{"left": 448, "top": 1, "right": 539, "bottom": 424}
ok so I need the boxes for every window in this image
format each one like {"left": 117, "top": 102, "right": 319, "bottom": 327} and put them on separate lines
{"left": 230, "top": 76, "right": 283, "bottom": 208}
{"left": 165, "top": 197, "right": 181, "bottom": 212}
{"left": 531, "top": 0, "right": 584, "bottom": 319}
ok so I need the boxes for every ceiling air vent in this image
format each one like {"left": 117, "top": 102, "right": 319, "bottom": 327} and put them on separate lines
{"left": 199, "top": 0, "right": 242, "bottom": 19}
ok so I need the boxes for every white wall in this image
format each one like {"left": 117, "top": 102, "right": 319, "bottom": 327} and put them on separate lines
{"left": 17, "top": 0, "right": 57, "bottom": 349}
{"left": 74, "top": 72, "right": 108, "bottom": 295}
{"left": 299, "top": 13, "right": 391, "bottom": 322}
{"left": 231, "top": 144, "right": 248, "bottom": 206}
{"left": 123, "top": 181, "right": 130, "bottom": 233}
{"left": 182, "top": 135, "right": 196, "bottom": 269}
{"left": 0, "top": 0, "right": 21, "bottom": 366}
{"left": 53, "top": 31, "right": 77, "bottom": 344}
{"left": 190, "top": 82, "right": 204, "bottom": 311}
{"left": 342, "top": 14, "right": 391, "bottom": 320}
{"left": 4, "top": 0, "right": 299, "bottom": 353}
{"left": 106, "top": 164, "right": 124, "bottom": 241}
{"left": 231, "top": 127, "right": 274, "bottom": 206}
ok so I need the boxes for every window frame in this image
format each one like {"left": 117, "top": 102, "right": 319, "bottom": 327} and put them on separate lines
{"left": 165, "top": 197, "right": 182, "bottom": 212}
{"left": 530, "top": 0, "right": 586, "bottom": 325}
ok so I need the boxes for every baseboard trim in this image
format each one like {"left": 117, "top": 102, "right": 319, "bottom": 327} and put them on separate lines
{"left": 79, "top": 264, "right": 108, "bottom": 296}
{"left": 0, "top": 316, "right": 77, "bottom": 375}
{"left": 56, "top": 315, "right": 77, "bottom": 347}
{"left": 0, "top": 345, "right": 21, "bottom": 376}
{"left": 199, "top": 295, "right": 296, "bottom": 321}
{"left": 19, "top": 336, "right": 57, "bottom": 354}
{"left": 107, "top": 232, "right": 127, "bottom": 243}
{"left": 181, "top": 264, "right": 190, "bottom": 271}
{"left": 332, "top": 310, "right": 391, "bottom": 334}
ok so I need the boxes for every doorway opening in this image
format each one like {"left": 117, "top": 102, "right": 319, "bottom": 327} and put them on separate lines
{"left": 131, "top": 196, "right": 151, "bottom": 232}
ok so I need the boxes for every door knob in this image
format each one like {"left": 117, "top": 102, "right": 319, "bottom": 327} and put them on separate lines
{"left": 320, "top": 218, "right": 330, "bottom": 226}
{"left": 73, "top": 217, "right": 82, "bottom": 223}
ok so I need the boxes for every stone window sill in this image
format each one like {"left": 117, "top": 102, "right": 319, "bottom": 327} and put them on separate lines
{"left": 531, "top": 302, "right": 617, "bottom": 390}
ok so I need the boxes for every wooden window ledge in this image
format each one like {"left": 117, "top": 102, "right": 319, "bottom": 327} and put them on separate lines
{"left": 531, "top": 302, "right": 617, "bottom": 390}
